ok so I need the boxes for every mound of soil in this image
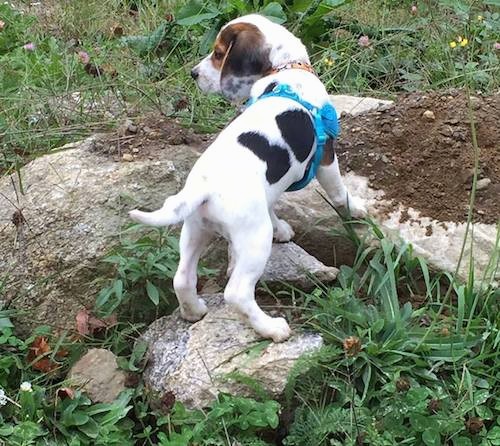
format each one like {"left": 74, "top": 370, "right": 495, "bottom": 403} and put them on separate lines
{"left": 336, "top": 91, "right": 499, "bottom": 225}
{"left": 95, "top": 116, "right": 211, "bottom": 161}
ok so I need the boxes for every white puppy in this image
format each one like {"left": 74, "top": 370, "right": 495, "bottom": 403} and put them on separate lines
{"left": 130, "top": 14, "right": 366, "bottom": 342}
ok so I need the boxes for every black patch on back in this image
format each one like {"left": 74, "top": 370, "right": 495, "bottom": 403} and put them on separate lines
{"left": 261, "top": 81, "right": 278, "bottom": 96}
{"left": 275, "top": 110, "right": 315, "bottom": 163}
{"left": 237, "top": 132, "right": 290, "bottom": 184}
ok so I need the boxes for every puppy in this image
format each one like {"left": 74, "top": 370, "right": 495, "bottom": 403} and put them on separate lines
{"left": 130, "top": 14, "right": 366, "bottom": 342}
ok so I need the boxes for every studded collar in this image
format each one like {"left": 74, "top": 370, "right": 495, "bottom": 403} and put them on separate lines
{"left": 267, "top": 61, "right": 316, "bottom": 76}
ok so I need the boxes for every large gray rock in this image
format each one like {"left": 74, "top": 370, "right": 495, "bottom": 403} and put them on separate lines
{"left": 142, "top": 293, "right": 322, "bottom": 409}
{"left": 0, "top": 135, "right": 200, "bottom": 334}
{"left": 141, "top": 242, "right": 334, "bottom": 408}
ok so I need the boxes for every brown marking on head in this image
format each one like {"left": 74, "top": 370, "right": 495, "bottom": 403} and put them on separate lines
{"left": 211, "top": 22, "right": 272, "bottom": 100}
{"left": 321, "top": 138, "right": 337, "bottom": 165}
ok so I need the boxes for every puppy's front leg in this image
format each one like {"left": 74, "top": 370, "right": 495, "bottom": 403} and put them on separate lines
{"left": 316, "top": 139, "right": 367, "bottom": 218}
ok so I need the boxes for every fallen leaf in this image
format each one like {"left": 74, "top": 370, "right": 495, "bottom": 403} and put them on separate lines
{"left": 55, "top": 347, "right": 69, "bottom": 359}
{"left": 76, "top": 308, "right": 117, "bottom": 337}
{"left": 27, "top": 336, "right": 57, "bottom": 373}
{"left": 76, "top": 309, "right": 90, "bottom": 336}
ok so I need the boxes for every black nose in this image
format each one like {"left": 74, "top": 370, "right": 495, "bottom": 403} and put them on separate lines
{"left": 191, "top": 68, "right": 199, "bottom": 80}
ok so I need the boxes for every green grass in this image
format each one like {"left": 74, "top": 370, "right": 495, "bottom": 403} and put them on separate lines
{"left": 1, "top": 0, "right": 499, "bottom": 445}
{"left": 1, "top": 0, "right": 499, "bottom": 173}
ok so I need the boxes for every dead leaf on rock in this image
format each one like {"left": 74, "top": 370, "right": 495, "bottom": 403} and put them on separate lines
{"left": 76, "top": 309, "right": 90, "bottom": 336}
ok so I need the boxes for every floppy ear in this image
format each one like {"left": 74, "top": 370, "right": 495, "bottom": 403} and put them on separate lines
{"left": 219, "top": 23, "right": 271, "bottom": 101}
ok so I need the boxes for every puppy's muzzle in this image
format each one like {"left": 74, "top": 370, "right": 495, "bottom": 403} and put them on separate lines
{"left": 191, "top": 68, "right": 199, "bottom": 80}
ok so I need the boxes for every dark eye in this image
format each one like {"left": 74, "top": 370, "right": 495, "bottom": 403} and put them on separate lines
{"left": 213, "top": 50, "right": 224, "bottom": 60}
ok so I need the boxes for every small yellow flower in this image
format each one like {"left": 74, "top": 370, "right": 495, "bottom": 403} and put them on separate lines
{"left": 323, "top": 57, "right": 335, "bottom": 67}
{"left": 477, "top": 15, "right": 483, "bottom": 21}
{"left": 460, "top": 38, "right": 468, "bottom": 47}
{"left": 449, "top": 41, "right": 457, "bottom": 49}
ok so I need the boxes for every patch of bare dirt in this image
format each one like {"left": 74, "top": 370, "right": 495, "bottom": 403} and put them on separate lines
{"left": 336, "top": 90, "right": 500, "bottom": 224}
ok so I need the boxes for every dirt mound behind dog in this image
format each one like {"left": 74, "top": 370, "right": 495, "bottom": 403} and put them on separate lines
{"left": 336, "top": 90, "right": 500, "bottom": 224}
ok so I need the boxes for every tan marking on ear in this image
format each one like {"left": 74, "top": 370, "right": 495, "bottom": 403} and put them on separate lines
{"left": 210, "top": 38, "right": 228, "bottom": 70}
{"left": 210, "top": 22, "right": 269, "bottom": 74}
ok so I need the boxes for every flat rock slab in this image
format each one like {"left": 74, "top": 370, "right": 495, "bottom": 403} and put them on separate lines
{"left": 67, "top": 348, "right": 127, "bottom": 403}
{"left": 142, "top": 293, "right": 322, "bottom": 409}
{"left": 330, "top": 94, "right": 393, "bottom": 116}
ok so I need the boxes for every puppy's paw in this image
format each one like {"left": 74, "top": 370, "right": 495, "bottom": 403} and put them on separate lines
{"left": 347, "top": 195, "right": 368, "bottom": 219}
{"left": 180, "top": 299, "right": 208, "bottom": 322}
{"left": 273, "top": 219, "right": 295, "bottom": 243}
{"left": 258, "top": 317, "right": 291, "bottom": 343}
{"left": 337, "top": 195, "right": 367, "bottom": 219}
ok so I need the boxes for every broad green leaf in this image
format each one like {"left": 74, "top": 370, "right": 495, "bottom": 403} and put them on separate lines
{"left": 146, "top": 280, "right": 160, "bottom": 305}
{"left": 0, "top": 424, "right": 14, "bottom": 436}
{"left": 78, "top": 418, "right": 99, "bottom": 438}
{"left": 176, "top": 0, "right": 220, "bottom": 26}
{"left": 453, "top": 437, "right": 472, "bottom": 446}
{"left": 95, "top": 287, "right": 112, "bottom": 309}
{"left": 64, "top": 411, "right": 90, "bottom": 427}
{"left": 476, "top": 405, "right": 493, "bottom": 420}
{"left": 487, "top": 426, "right": 500, "bottom": 445}
{"left": 422, "top": 428, "right": 441, "bottom": 446}
{"left": 113, "top": 279, "right": 123, "bottom": 300}
{"left": 0, "top": 316, "right": 14, "bottom": 329}
{"left": 260, "top": 2, "right": 287, "bottom": 23}
{"left": 291, "top": 0, "right": 311, "bottom": 12}
{"left": 410, "top": 414, "right": 431, "bottom": 432}
{"left": 323, "top": 0, "right": 351, "bottom": 7}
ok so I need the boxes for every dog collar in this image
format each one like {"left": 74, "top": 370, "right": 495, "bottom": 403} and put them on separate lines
{"left": 246, "top": 83, "right": 339, "bottom": 192}
{"left": 267, "top": 61, "right": 316, "bottom": 76}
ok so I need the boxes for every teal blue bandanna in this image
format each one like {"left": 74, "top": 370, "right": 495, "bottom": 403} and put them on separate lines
{"left": 246, "top": 83, "right": 340, "bottom": 192}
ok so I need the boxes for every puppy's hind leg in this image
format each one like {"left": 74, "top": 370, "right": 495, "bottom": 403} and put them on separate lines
{"left": 174, "top": 217, "right": 212, "bottom": 322}
{"left": 224, "top": 218, "right": 291, "bottom": 342}
{"left": 316, "top": 139, "right": 367, "bottom": 218}
{"left": 270, "top": 209, "right": 294, "bottom": 243}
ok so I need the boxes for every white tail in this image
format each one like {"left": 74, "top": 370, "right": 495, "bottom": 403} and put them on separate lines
{"left": 129, "top": 189, "right": 207, "bottom": 227}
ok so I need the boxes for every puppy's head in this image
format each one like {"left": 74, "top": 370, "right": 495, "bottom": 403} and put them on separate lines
{"left": 191, "top": 17, "right": 273, "bottom": 101}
